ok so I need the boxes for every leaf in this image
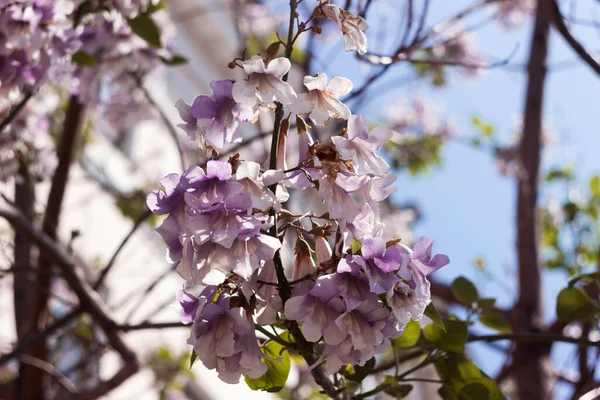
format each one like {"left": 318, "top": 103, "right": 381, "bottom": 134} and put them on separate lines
{"left": 435, "top": 354, "right": 505, "bottom": 400}
{"left": 146, "top": 0, "right": 167, "bottom": 13}
{"left": 590, "top": 175, "right": 600, "bottom": 197}
{"left": 451, "top": 276, "right": 479, "bottom": 305}
{"left": 384, "top": 384, "right": 413, "bottom": 398}
{"left": 556, "top": 287, "right": 600, "bottom": 322}
{"left": 127, "top": 14, "right": 162, "bottom": 48}
{"left": 189, "top": 349, "right": 198, "bottom": 368}
{"left": 392, "top": 320, "right": 421, "bottom": 348}
{"left": 471, "top": 116, "right": 494, "bottom": 138}
{"left": 351, "top": 239, "right": 362, "bottom": 254}
{"left": 160, "top": 54, "right": 188, "bottom": 65}
{"left": 477, "top": 298, "right": 496, "bottom": 312}
{"left": 244, "top": 340, "right": 290, "bottom": 392}
{"left": 424, "top": 302, "right": 445, "bottom": 332}
{"left": 545, "top": 168, "right": 573, "bottom": 182}
{"left": 458, "top": 383, "right": 490, "bottom": 400}
{"left": 479, "top": 312, "right": 511, "bottom": 334}
{"left": 343, "top": 357, "right": 375, "bottom": 382}
{"left": 423, "top": 319, "right": 468, "bottom": 353}
{"left": 568, "top": 272, "right": 600, "bottom": 288}
{"left": 72, "top": 50, "right": 96, "bottom": 66}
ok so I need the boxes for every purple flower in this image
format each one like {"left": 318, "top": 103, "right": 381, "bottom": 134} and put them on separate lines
{"left": 285, "top": 275, "right": 347, "bottom": 345}
{"left": 317, "top": 170, "right": 367, "bottom": 221}
{"left": 332, "top": 115, "right": 392, "bottom": 176}
{"left": 232, "top": 55, "right": 297, "bottom": 107}
{"left": 386, "top": 269, "right": 431, "bottom": 327}
{"left": 187, "top": 290, "right": 267, "bottom": 383}
{"left": 146, "top": 165, "right": 206, "bottom": 215}
{"left": 399, "top": 236, "right": 450, "bottom": 277}
{"left": 176, "top": 288, "right": 199, "bottom": 324}
{"left": 178, "top": 80, "right": 254, "bottom": 149}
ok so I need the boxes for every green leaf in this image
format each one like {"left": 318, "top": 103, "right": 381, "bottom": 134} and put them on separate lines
{"left": 160, "top": 54, "right": 188, "bottom": 65}
{"left": 451, "top": 276, "right": 479, "bottom": 305}
{"left": 72, "top": 50, "right": 96, "bottom": 66}
{"left": 568, "top": 272, "right": 600, "bottom": 288}
{"left": 384, "top": 384, "right": 413, "bottom": 398}
{"left": 471, "top": 116, "right": 494, "bottom": 138}
{"left": 556, "top": 287, "right": 600, "bottom": 322}
{"left": 351, "top": 239, "right": 362, "bottom": 254}
{"left": 244, "top": 340, "right": 290, "bottom": 392}
{"left": 146, "top": 0, "right": 167, "bottom": 13}
{"left": 479, "top": 312, "right": 511, "bottom": 334}
{"left": 435, "top": 354, "right": 505, "bottom": 400}
{"left": 189, "top": 349, "right": 198, "bottom": 368}
{"left": 127, "top": 14, "right": 162, "bottom": 48}
{"left": 423, "top": 319, "right": 468, "bottom": 353}
{"left": 392, "top": 320, "right": 421, "bottom": 348}
{"left": 545, "top": 168, "right": 573, "bottom": 182}
{"left": 477, "top": 298, "right": 496, "bottom": 312}
{"left": 590, "top": 175, "right": 600, "bottom": 197}
{"left": 343, "top": 357, "right": 375, "bottom": 382}
{"left": 458, "top": 383, "right": 490, "bottom": 400}
{"left": 424, "top": 302, "right": 445, "bottom": 332}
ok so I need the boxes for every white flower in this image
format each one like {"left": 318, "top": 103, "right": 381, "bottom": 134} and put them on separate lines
{"left": 291, "top": 73, "right": 352, "bottom": 126}
{"left": 232, "top": 55, "right": 297, "bottom": 108}
{"left": 321, "top": 4, "right": 369, "bottom": 55}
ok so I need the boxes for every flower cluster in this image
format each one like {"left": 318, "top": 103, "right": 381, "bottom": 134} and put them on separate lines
{"left": 0, "top": 0, "right": 79, "bottom": 114}
{"left": 148, "top": 3, "right": 450, "bottom": 385}
{"left": 494, "top": 0, "right": 536, "bottom": 28}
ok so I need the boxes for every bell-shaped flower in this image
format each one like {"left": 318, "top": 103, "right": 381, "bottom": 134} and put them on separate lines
{"left": 255, "top": 261, "right": 283, "bottom": 325}
{"left": 398, "top": 236, "right": 450, "bottom": 277}
{"left": 332, "top": 115, "right": 392, "bottom": 176}
{"left": 178, "top": 80, "right": 255, "bottom": 149}
{"left": 187, "top": 291, "right": 267, "bottom": 384}
{"left": 321, "top": 4, "right": 369, "bottom": 55}
{"left": 291, "top": 73, "right": 352, "bottom": 126}
{"left": 386, "top": 270, "right": 431, "bottom": 328}
{"left": 234, "top": 161, "right": 281, "bottom": 211}
{"left": 317, "top": 170, "right": 368, "bottom": 222}
{"left": 232, "top": 55, "right": 296, "bottom": 108}
{"left": 284, "top": 274, "right": 347, "bottom": 345}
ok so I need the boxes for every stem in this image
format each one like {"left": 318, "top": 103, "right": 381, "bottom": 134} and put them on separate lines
{"left": 255, "top": 325, "right": 295, "bottom": 348}
{"left": 265, "top": 1, "right": 341, "bottom": 398}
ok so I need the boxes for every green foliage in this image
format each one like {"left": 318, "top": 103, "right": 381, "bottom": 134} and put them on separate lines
{"left": 568, "top": 271, "right": 600, "bottom": 288}
{"left": 556, "top": 287, "right": 600, "bottom": 322}
{"left": 478, "top": 312, "right": 511, "bottom": 333}
{"left": 386, "top": 135, "right": 444, "bottom": 176}
{"left": 451, "top": 276, "right": 479, "bottom": 306}
{"left": 189, "top": 349, "right": 198, "bottom": 368}
{"left": 72, "top": 51, "right": 96, "bottom": 66}
{"left": 436, "top": 354, "right": 506, "bottom": 400}
{"left": 423, "top": 319, "right": 468, "bottom": 353}
{"left": 351, "top": 238, "right": 362, "bottom": 254}
{"left": 127, "top": 14, "right": 162, "bottom": 48}
{"left": 545, "top": 168, "right": 573, "bottom": 182}
{"left": 471, "top": 117, "right": 494, "bottom": 138}
{"left": 384, "top": 383, "right": 413, "bottom": 398}
{"left": 245, "top": 340, "right": 290, "bottom": 392}
{"left": 342, "top": 357, "right": 375, "bottom": 382}
{"left": 424, "top": 302, "right": 446, "bottom": 332}
{"left": 476, "top": 298, "right": 496, "bottom": 312}
{"left": 392, "top": 320, "right": 421, "bottom": 348}
{"left": 160, "top": 54, "right": 188, "bottom": 65}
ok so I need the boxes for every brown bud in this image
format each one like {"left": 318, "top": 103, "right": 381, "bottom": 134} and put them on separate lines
{"left": 264, "top": 41, "right": 281, "bottom": 64}
{"left": 311, "top": 25, "right": 322, "bottom": 34}
{"left": 227, "top": 61, "right": 236, "bottom": 69}
{"left": 296, "top": 115, "right": 309, "bottom": 135}
{"left": 294, "top": 11, "right": 299, "bottom": 18}
{"left": 299, "top": 22, "right": 306, "bottom": 30}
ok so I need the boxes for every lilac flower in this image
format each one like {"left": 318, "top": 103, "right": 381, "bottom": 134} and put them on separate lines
{"left": 321, "top": 4, "right": 369, "bottom": 55}
{"left": 255, "top": 261, "right": 283, "bottom": 325}
{"left": 234, "top": 161, "right": 281, "bottom": 211}
{"left": 332, "top": 115, "right": 392, "bottom": 176}
{"left": 232, "top": 55, "right": 296, "bottom": 108}
{"left": 495, "top": 0, "right": 536, "bottom": 28}
{"left": 187, "top": 290, "right": 267, "bottom": 383}
{"left": 285, "top": 275, "right": 347, "bottom": 345}
{"left": 398, "top": 236, "right": 450, "bottom": 277}
{"left": 317, "top": 170, "right": 367, "bottom": 222}
{"left": 291, "top": 73, "right": 352, "bottom": 126}
{"left": 176, "top": 80, "right": 255, "bottom": 149}
{"left": 291, "top": 237, "right": 316, "bottom": 296}
{"left": 146, "top": 165, "right": 206, "bottom": 215}
{"left": 176, "top": 288, "right": 199, "bottom": 324}
{"left": 386, "top": 269, "right": 431, "bottom": 327}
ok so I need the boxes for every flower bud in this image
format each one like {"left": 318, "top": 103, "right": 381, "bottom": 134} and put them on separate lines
{"left": 264, "top": 41, "right": 281, "bottom": 65}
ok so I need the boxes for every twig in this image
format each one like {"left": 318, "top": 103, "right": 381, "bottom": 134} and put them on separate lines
{"left": 18, "top": 354, "right": 78, "bottom": 394}
{"left": 0, "top": 89, "right": 34, "bottom": 133}
{"left": 118, "top": 321, "right": 187, "bottom": 331}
